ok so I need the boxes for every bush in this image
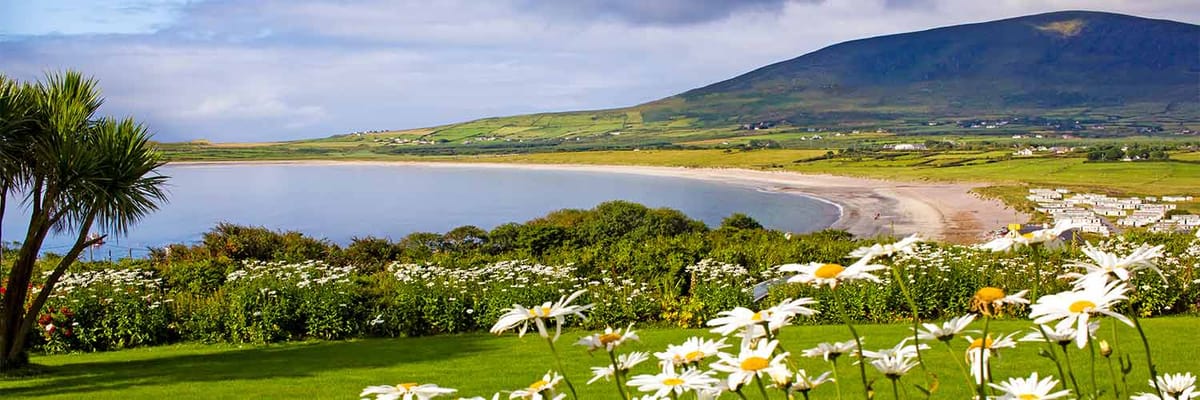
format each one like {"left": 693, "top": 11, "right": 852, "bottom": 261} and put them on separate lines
{"left": 22, "top": 206, "right": 1200, "bottom": 355}
{"left": 39, "top": 269, "right": 173, "bottom": 353}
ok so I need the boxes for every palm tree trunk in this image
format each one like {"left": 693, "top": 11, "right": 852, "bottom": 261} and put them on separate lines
{"left": 1, "top": 181, "right": 8, "bottom": 268}
{"left": 0, "top": 209, "right": 51, "bottom": 370}
{"left": 0, "top": 182, "right": 57, "bottom": 371}
{"left": 10, "top": 210, "right": 100, "bottom": 358}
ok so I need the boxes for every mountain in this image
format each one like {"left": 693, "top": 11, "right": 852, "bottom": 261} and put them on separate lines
{"left": 294, "top": 11, "right": 1199, "bottom": 153}
{"left": 638, "top": 10, "right": 1199, "bottom": 126}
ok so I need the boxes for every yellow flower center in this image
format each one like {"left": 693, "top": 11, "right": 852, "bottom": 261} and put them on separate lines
{"left": 662, "top": 378, "right": 685, "bottom": 386}
{"left": 528, "top": 306, "right": 552, "bottom": 317}
{"left": 969, "top": 337, "right": 994, "bottom": 350}
{"left": 740, "top": 356, "right": 771, "bottom": 371}
{"left": 398, "top": 383, "right": 418, "bottom": 391}
{"left": 598, "top": 333, "right": 623, "bottom": 345}
{"left": 529, "top": 380, "right": 549, "bottom": 391}
{"left": 814, "top": 264, "right": 845, "bottom": 279}
{"left": 751, "top": 311, "right": 766, "bottom": 321}
{"left": 684, "top": 350, "right": 705, "bottom": 362}
{"left": 974, "top": 287, "right": 1005, "bottom": 303}
{"left": 1018, "top": 394, "right": 1038, "bottom": 400}
{"left": 1069, "top": 300, "right": 1097, "bottom": 313}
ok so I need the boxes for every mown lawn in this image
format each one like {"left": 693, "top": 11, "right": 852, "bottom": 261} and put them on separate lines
{"left": 2, "top": 317, "right": 1196, "bottom": 399}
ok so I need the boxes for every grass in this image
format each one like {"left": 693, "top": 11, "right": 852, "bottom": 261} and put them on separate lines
{"left": 2, "top": 317, "right": 1195, "bottom": 399}
{"left": 450, "top": 149, "right": 1200, "bottom": 195}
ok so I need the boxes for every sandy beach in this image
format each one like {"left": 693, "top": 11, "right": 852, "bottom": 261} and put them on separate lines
{"left": 171, "top": 160, "right": 1027, "bottom": 243}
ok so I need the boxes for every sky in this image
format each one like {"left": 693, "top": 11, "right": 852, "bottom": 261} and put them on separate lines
{"left": 1, "top": 0, "right": 1197, "bottom": 142}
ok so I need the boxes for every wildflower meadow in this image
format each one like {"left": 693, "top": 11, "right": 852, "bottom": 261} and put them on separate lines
{"left": 2, "top": 203, "right": 1198, "bottom": 399}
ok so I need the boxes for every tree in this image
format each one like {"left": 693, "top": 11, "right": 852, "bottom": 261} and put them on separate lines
{"left": 0, "top": 71, "right": 168, "bottom": 371}
{"left": 720, "top": 213, "right": 764, "bottom": 230}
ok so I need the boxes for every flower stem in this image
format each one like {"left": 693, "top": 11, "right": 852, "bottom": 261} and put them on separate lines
{"left": 546, "top": 338, "right": 579, "bottom": 399}
{"left": 1060, "top": 343, "right": 1083, "bottom": 396}
{"left": 835, "top": 289, "right": 871, "bottom": 400}
{"left": 1130, "top": 312, "right": 1162, "bottom": 397}
{"left": 607, "top": 350, "right": 629, "bottom": 400}
{"left": 1087, "top": 336, "right": 1099, "bottom": 398}
{"left": 889, "top": 264, "right": 930, "bottom": 389}
{"left": 1034, "top": 326, "right": 1069, "bottom": 392}
{"left": 1105, "top": 355, "right": 1121, "bottom": 399}
{"left": 890, "top": 377, "right": 901, "bottom": 400}
{"left": 943, "top": 342, "right": 974, "bottom": 390}
{"left": 754, "top": 374, "right": 772, "bottom": 400}
{"left": 830, "top": 359, "right": 844, "bottom": 400}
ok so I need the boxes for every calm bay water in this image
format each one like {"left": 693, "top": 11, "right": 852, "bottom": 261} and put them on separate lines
{"left": 1, "top": 164, "right": 839, "bottom": 258}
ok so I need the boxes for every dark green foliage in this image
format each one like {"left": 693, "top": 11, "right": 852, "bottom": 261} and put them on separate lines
{"left": 23, "top": 203, "right": 1200, "bottom": 355}
{"left": 719, "top": 213, "right": 764, "bottom": 231}
{"left": 201, "top": 223, "right": 332, "bottom": 262}
{"left": 1087, "top": 144, "right": 1171, "bottom": 161}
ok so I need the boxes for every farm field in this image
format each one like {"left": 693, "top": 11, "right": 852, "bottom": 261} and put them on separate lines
{"left": 2, "top": 318, "right": 1195, "bottom": 399}
{"left": 444, "top": 150, "right": 1200, "bottom": 195}
{"left": 160, "top": 146, "right": 1200, "bottom": 195}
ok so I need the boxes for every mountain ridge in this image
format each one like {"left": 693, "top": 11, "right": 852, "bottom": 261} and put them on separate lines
{"left": 636, "top": 10, "right": 1198, "bottom": 126}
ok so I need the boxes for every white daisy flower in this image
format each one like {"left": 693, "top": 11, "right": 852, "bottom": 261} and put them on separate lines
{"left": 916, "top": 314, "right": 977, "bottom": 342}
{"left": 848, "top": 234, "right": 923, "bottom": 260}
{"left": 705, "top": 298, "right": 817, "bottom": 338}
{"left": 711, "top": 339, "right": 789, "bottom": 389}
{"left": 626, "top": 364, "right": 720, "bottom": 398}
{"left": 1131, "top": 391, "right": 1199, "bottom": 400}
{"left": 977, "top": 236, "right": 1019, "bottom": 253}
{"left": 1019, "top": 322, "right": 1099, "bottom": 347}
{"left": 587, "top": 351, "right": 650, "bottom": 384}
{"left": 869, "top": 354, "right": 918, "bottom": 379}
{"left": 801, "top": 339, "right": 859, "bottom": 362}
{"left": 360, "top": 383, "right": 457, "bottom": 400}
{"left": 1063, "top": 243, "right": 1165, "bottom": 285}
{"left": 780, "top": 256, "right": 888, "bottom": 288}
{"left": 490, "top": 290, "right": 593, "bottom": 341}
{"left": 989, "top": 372, "right": 1072, "bottom": 400}
{"left": 963, "top": 332, "right": 1019, "bottom": 384}
{"left": 1152, "top": 372, "right": 1200, "bottom": 399}
{"left": 509, "top": 371, "right": 562, "bottom": 399}
{"left": 655, "top": 337, "right": 731, "bottom": 366}
{"left": 861, "top": 338, "right": 929, "bottom": 361}
{"left": 978, "top": 222, "right": 1078, "bottom": 252}
{"left": 576, "top": 323, "right": 639, "bottom": 352}
{"left": 1029, "top": 279, "right": 1133, "bottom": 348}
{"left": 767, "top": 368, "right": 833, "bottom": 393}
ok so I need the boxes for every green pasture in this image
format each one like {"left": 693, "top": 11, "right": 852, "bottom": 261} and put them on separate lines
{"left": 464, "top": 150, "right": 1200, "bottom": 196}
{"left": 2, "top": 318, "right": 1194, "bottom": 399}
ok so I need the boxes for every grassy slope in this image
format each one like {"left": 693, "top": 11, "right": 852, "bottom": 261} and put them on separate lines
{"left": 456, "top": 150, "right": 1200, "bottom": 194}
{"left": 2, "top": 318, "right": 1195, "bottom": 399}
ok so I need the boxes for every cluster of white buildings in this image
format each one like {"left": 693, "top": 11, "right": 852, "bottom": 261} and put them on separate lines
{"left": 1028, "top": 188, "right": 1196, "bottom": 235}
{"left": 1012, "top": 146, "right": 1077, "bottom": 156}
{"left": 374, "top": 137, "right": 436, "bottom": 145}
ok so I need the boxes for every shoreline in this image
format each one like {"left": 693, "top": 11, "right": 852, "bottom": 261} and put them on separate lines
{"left": 169, "top": 160, "right": 1027, "bottom": 243}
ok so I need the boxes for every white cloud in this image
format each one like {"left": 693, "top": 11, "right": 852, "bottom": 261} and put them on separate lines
{"left": 0, "top": 0, "right": 1195, "bottom": 141}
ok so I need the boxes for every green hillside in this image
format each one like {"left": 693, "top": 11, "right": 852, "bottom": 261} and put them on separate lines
{"left": 165, "top": 11, "right": 1200, "bottom": 164}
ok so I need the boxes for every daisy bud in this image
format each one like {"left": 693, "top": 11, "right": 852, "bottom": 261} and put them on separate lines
{"left": 1099, "top": 340, "right": 1112, "bottom": 358}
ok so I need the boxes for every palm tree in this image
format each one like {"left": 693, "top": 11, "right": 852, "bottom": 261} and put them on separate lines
{"left": 0, "top": 75, "right": 34, "bottom": 266}
{"left": 0, "top": 71, "right": 168, "bottom": 370}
